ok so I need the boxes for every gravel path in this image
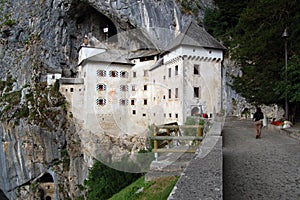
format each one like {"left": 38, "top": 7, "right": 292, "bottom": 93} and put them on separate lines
{"left": 223, "top": 117, "right": 300, "bottom": 200}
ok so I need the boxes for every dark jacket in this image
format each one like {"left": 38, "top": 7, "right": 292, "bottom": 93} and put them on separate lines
{"left": 253, "top": 111, "right": 264, "bottom": 122}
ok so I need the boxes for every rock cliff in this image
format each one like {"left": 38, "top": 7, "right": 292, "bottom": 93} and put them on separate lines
{"left": 0, "top": 0, "right": 213, "bottom": 199}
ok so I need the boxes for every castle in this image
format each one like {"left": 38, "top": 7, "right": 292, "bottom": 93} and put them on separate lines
{"left": 59, "top": 20, "right": 226, "bottom": 136}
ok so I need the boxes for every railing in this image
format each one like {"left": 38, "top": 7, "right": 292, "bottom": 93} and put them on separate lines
{"left": 150, "top": 125, "right": 204, "bottom": 153}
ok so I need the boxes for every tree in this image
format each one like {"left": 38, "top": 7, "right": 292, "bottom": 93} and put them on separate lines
{"left": 84, "top": 160, "right": 141, "bottom": 200}
{"left": 276, "top": 55, "right": 300, "bottom": 103}
{"left": 228, "top": 0, "right": 300, "bottom": 105}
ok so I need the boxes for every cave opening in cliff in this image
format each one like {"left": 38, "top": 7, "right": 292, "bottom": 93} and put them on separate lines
{"left": 68, "top": 2, "right": 118, "bottom": 44}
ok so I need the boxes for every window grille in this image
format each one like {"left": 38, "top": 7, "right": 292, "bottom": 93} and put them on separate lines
{"left": 97, "top": 70, "right": 106, "bottom": 77}
{"left": 96, "top": 98, "right": 106, "bottom": 106}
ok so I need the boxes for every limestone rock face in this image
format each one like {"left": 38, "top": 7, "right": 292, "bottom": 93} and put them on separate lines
{"left": 0, "top": 0, "right": 213, "bottom": 199}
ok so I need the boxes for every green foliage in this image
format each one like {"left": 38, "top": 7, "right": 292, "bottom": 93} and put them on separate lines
{"left": 84, "top": 160, "right": 142, "bottom": 200}
{"left": 205, "top": 0, "right": 300, "bottom": 106}
{"left": 109, "top": 176, "right": 178, "bottom": 200}
{"left": 276, "top": 55, "right": 300, "bottom": 102}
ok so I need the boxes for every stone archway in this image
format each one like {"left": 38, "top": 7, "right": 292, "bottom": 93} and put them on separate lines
{"left": 191, "top": 106, "right": 202, "bottom": 116}
{"left": 37, "top": 173, "right": 55, "bottom": 200}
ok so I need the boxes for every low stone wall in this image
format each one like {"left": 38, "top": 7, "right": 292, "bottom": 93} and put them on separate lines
{"left": 267, "top": 124, "right": 300, "bottom": 141}
{"left": 168, "top": 121, "right": 223, "bottom": 200}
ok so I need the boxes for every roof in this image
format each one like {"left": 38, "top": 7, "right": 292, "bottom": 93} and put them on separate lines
{"left": 83, "top": 49, "right": 134, "bottom": 65}
{"left": 166, "top": 20, "right": 226, "bottom": 51}
{"left": 128, "top": 49, "right": 160, "bottom": 59}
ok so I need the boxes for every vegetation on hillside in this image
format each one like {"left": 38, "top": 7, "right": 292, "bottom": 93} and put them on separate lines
{"left": 83, "top": 160, "right": 142, "bottom": 200}
{"left": 204, "top": 0, "right": 300, "bottom": 116}
{"left": 109, "top": 176, "right": 178, "bottom": 200}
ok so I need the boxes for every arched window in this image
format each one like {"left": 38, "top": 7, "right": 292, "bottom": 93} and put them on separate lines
{"left": 45, "top": 196, "right": 51, "bottom": 200}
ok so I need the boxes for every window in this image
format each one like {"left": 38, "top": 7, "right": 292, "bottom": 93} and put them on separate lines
{"left": 133, "top": 71, "right": 137, "bottom": 77}
{"left": 70, "top": 88, "right": 74, "bottom": 92}
{"left": 142, "top": 113, "right": 146, "bottom": 117}
{"left": 175, "top": 65, "right": 178, "bottom": 75}
{"left": 175, "top": 88, "right": 178, "bottom": 98}
{"left": 144, "top": 85, "right": 147, "bottom": 91}
{"left": 194, "top": 87, "right": 200, "bottom": 98}
{"left": 120, "top": 99, "right": 128, "bottom": 105}
{"left": 97, "top": 70, "right": 106, "bottom": 77}
{"left": 144, "top": 99, "right": 148, "bottom": 105}
{"left": 169, "top": 113, "right": 172, "bottom": 118}
{"left": 132, "top": 110, "right": 136, "bottom": 115}
{"left": 168, "top": 89, "right": 171, "bottom": 99}
{"left": 121, "top": 71, "right": 128, "bottom": 78}
{"left": 131, "top": 99, "right": 135, "bottom": 105}
{"left": 96, "top": 84, "right": 106, "bottom": 91}
{"left": 194, "top": 64, "right": 200, "bottom": 75}
{"left": 168, "top": 68, "right": 171, "bottom": 78}
{"left": 52, "top": 75, "right": 55, "bottom": 79}
{"left": 163, "top": 75, "right": 166, "bottom": 80}
{"left": 175, "top": 113, "right": 178, "bottom": 118}
{"left": 120, "top": 85, "right": 128, "bottom": 92}
{"left": 96, "top": 98, "right": 106, "bottom": 106}
{"left": 144, "top": 70, "right": 148, "bottom": 77}
{"left": 163, "top": 95, "right": 166, "bottom": 100}
{"left": 109, "top": 70, "right": 118, "bottom": 77}
{"left": 132, "top": 85, "right": 136, "bottom": 91}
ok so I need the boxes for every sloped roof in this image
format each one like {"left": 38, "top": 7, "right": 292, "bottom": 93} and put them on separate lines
{"left": 83, "top": 49, "right": 134, "bottom": 65}
{"left": 167, "top": 20, "right": 226, "bottom": 50}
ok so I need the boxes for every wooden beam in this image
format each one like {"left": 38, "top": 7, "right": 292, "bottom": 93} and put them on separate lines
{"left": 150, "top": 136, "right": 203, "bottom": 140}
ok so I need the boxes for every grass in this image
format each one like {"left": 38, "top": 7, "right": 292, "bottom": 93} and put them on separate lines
{"left": 109, "top": 176, "right": 178, "bottom": 200}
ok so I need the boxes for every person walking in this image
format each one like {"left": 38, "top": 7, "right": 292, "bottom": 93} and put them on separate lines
{"left": 253, "top": 107, "right": 264, "bottom": 139}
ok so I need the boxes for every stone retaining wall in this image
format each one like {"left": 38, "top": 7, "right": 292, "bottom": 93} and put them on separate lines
{"left": 168, "top": 121, "right": 224, "bottom": 200}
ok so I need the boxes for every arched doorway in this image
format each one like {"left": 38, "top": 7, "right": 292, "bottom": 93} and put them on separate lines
{"left": 191, "top": 106, "right": 202, "bottom": 116}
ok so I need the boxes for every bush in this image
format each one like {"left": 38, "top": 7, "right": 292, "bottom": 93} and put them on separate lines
{"left": 84, "top": 160, "right": 142, "bottom": 200}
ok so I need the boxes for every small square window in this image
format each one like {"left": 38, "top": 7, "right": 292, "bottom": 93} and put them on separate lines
{"left": 133, "top": 71, "right": 137, "bottom": 77}
{"left": 144, "top": 70, "right": 148, "bottom": 77}
{"left": 70, "top": 88, "right": 74, "bottom": 92}
{"left": 144, "top": 99, "right": 148, "bottom": 105}
{"left": 132, "top": 110, "right": 136, "bottom": 115}
{"left": 142, "top": 113, "right": 146, "bottom": 117}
